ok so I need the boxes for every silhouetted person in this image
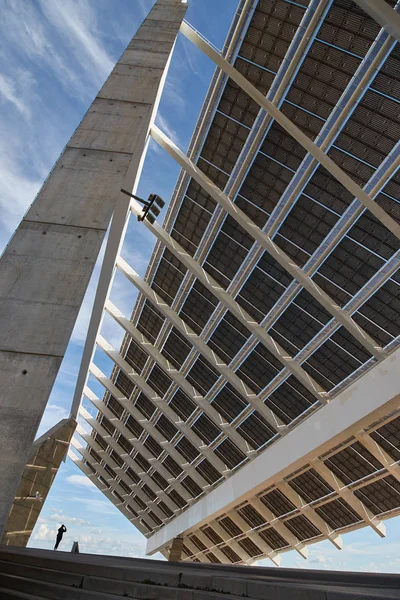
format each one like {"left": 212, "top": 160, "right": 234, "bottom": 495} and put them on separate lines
{"left": 54, "top": 524, "right": 67, "bottom": 550}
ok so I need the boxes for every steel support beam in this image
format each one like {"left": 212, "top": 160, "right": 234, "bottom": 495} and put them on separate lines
{"left": 117, "top": 257, "right": 284, "bottom": 430}
{"left": 179, "top": 21, "right": 400, "bottom": 240}
{"left": 311, "top": 459, "right": 386, "bottom": 537}
{"left": 129, "top": 200, "right": 327, "bottom": 401}
{"left": 70, "top": 436, "right": 157, "bottom": 526}
{"left": 276, "top": 481, "right": 343, "bottom": 549}
{"left": 150, "top": 124, "right": 383, "bottom": 360}
{"left": 75, "top": 410, "right": 168, "bottom": 524}
{"left": 352, "top": 0, "right": 400, "bottom": 43}
{"left": 105, "top": 301, "right": 252, "bottom": 456}
{"left": 96, "top": 335, "right": 229, "bottom": 477}
{"left": 249, "top": 497, "right": 308, "bottom": 559}
{"left": 68, "top": 450, "right": 149, "bottom": 536}
{"left": 79, "top": 387, "right": 191, "bottom": 503}
{"left": 355, "top": 432, "right": 400, "bottom": 484}
{"left": 86, "top": 367, "right": 209, "bottom": 489}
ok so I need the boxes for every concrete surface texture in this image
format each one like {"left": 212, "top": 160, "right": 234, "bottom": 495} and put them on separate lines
{"left": 0, "top": 0, "right": 187, "bottom": 537}
{"left": 1, "top": 419, "right": 76, "bottom": 548}
{"left": 0, "top": 546, "right": 399, "bottom": 599}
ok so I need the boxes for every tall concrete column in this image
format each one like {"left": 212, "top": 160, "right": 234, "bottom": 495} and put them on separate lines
{"left": 0, "top": 0, "right": 187, "bottom": 536}
{"left": 168, "top": 537, "right": 184, "bottom": 562}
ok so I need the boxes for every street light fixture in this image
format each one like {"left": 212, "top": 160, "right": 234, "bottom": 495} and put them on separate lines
{"left": 121, "top": 189, "right": 165, "bottom": 224}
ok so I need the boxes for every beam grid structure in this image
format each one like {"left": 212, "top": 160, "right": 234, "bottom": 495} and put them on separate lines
{"left": 70, "top": 0, "right": 400, "bottom": 565}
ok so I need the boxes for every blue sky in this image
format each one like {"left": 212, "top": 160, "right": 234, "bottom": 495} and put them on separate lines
{"left": 1, "top": 0, "right": 399, "bottom": 570}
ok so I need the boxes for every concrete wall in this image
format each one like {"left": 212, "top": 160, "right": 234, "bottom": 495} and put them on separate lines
{"left": 0, "top": 0, "right": 187, "bottom": 536}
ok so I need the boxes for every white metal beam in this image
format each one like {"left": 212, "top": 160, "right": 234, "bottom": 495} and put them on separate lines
{"left": 179, "top": 21, "right": 400, "bottom": 241}
{"left": 249, "top": 497, "right": 308, "bottom": 559}
{"left": 146, "top": 347, "right": 400, "bottom": 554}
{"left": 352, "top": 0, "right": 400, "bottom": 43}
{"left": 150, "top": 124, "right": 383, "bottom": 360}
{"left": 80, "top": 386, "right": 192, "bottom": 503}
{"left": 276, "top": 481, "right": 343, "bottom": 549}
{"left": 71, "top": 436, "right": 164, "bottom": 529}
{"left": 355, "top": 432, "right": 400, "bottom": 484}
{"left": 96, "top": 335, "right": 229, "bottom": 477}
{"left": 117, "top": 257, "right": 284, "bottom": 430}
{"left": 77, "top": 407, "right": 168, "bottom": 524}
{"left": 87, "top": 365, "right": 210, "bottom": 488}
{"left": 311, "top": 459, "right": 386, "bottom": 538}
{"left": 68, "top": 450, "right": 149, "bottom": 536}
{"left": 129, "top": 200, "right": 327, "bottom": 402}
{"left": 105, "top": 301, "right": 252, "bottom": 456}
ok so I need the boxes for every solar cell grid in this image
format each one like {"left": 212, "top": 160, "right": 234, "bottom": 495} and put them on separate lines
{"left": 215, "top": 439, "right": 247, "bottom": 470}
{"left": 370, "top": 418, "right": 400, "bottom": 461}
{"left": 238, "top": 537, "right": 263, "bottom": 558}
{"left": 237, "top": 411, "right": 276, "bottom": 449}
{"left": 196, "top": 459, "right": 223, "bottom": 485}
{"left": 176, "top": 436, "right": 199, "bottom": 463}
{"left": 219, "top": 545, "right": 241, "bottom": 563}
{"left": 258, "top": 527, "right": 290, "bottom": 550}
{"left": 260, "top": 488, "right": 297, "bottom": 517}
{"left": 186, "top": 356, "right": 220, "bottom": 395}
{"left": 325, "top": 441, "right": 383, "bottom": 485}
{"left": 212, "top": 383, "right": 248, "bottom": 422}
{"left": 315, "top": 498, "right": 362, "bottom": 530}
{"left": 169, "top": 389, "right": 196, "bottom": 421}
{"left": 237, "top": 504, "right": 267, "bottom": 528}
{"left": 284, "top": 514, "right": 322, "bottom": 541}
{"left": 135, "top": 393, "right": 156, "bottom": 420}
{"left": 181, "top": 476, "right": 203, "bottom": 498}
{"left": 289, "top": 468, "right": 334, "bottom": 503}
{"left": 354, "top": 476, "right": 400, "bottom": 515}
{"left": 155, "top": 414, "right": 178, "bottom": 441}
{"left": 79, "top": 0, "right": 400, "bottom": 561}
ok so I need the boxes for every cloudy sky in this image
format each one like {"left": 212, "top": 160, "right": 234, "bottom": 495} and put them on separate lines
{"left": 1, "top": 0, "right": 399, "bottom": 571}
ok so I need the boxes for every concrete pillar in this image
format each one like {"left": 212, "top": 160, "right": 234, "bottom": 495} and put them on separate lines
{"left": 1, "top": 418, "right": 76, "bottom": 547}
{"left": 168, "top": 537, "right": 184, "bottom": 562}
{"left": 0, "top": 0, "right": 187, "bottom": 536}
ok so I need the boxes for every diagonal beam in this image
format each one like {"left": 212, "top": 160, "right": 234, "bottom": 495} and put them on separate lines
{"left": 151, "top": 124, "right": 383, "bottom": 359}
{"left": 80, "top": 386, "right": 192, "bottom": 503}
{"left": 71, "top": 435, "right": 164, "bottom": 528}
{"left": 226, "top": 509, "right": 280, "bottom": 563}
{"left": 179, "top": 21, "right": 400, "bottom": 240}
{"left": 96, "top": 335, "right": 229, "bottom": 477}
{"left": 105, "top": 301, "right": 251, "bottom": 456}
{"left": 210, "top": 519, "right": 279, "bottom": 566}
{"left": 355, "top": 432, "right": 400, "bottom": 484}
{"left": 68, "top": 450, "right": 149, "bottom": 536}
{"left": 77, "top": 407, "right": 169, "bottom": 524}
{"left": 249, "top": 497, "right": 308, "bottom": 559}
{"left": 88, "top": 364, "right": 211, "bottom": 488}
{"left": 116, "top": 257, "right": 284, "bottom": 431}
{"left": 276, "top": 481, "right": 343, "bottom": 550}
{"left": 129, "top": 200, "right": 327, "bottom": 402}
{"left": 352, "top": 0, "right": 400, "bottom": 43}
{"left": 311, "top": 459, "right": 386, "bottom": 538}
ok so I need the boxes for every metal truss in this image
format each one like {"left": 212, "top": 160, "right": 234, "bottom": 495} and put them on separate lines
{"left": 151, "top": 123, "right": 384, "bottom": 360}
{"left": 68, "top": 0, "right": 400, "bottom": 567}
{"left": 179, "top": 20, "right": 400, "bottom": 240}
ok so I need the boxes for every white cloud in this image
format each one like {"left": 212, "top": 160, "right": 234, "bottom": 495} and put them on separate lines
{"left": 0, "top": 72, "right": 30, "bottom": 116}
{"left": 37, "top": 0, "right": 114, "bottom": 86}
{"left": 66, "top": 475, "right": 96, "bottom": 490}
{"left": 49, "top": 513, "right": 91, "bottom": 526}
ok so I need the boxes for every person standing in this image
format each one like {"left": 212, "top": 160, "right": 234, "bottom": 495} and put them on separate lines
{"left": 54, "top": 524, "right": 67, "bottom": 550}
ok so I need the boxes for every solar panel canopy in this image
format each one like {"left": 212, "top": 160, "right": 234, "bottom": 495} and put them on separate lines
{"left": 70, "top": 0, "right": 400, "bottom": 565}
